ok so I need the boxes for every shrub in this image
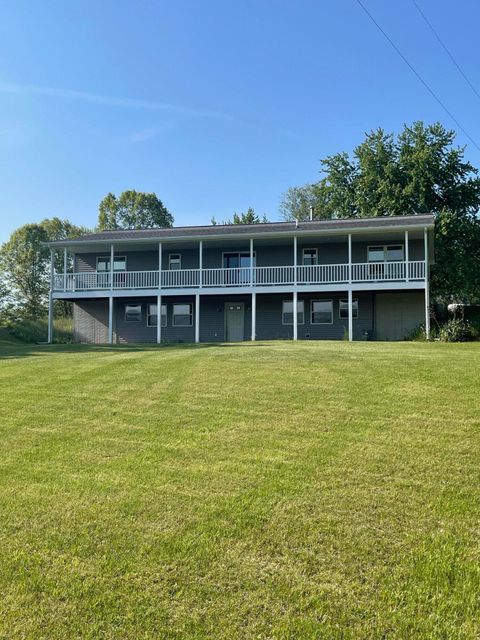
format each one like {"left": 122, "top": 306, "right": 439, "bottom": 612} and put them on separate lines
{"left": 438, "top": 318, "right": 476, "bottom": 342}
{"left": 5, "top": 316, "right": 73, "bottom": 344}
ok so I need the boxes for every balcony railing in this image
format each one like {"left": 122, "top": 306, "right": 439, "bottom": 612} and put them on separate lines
{"left": 52, "top": 260, "right": 426, "bottom": 292}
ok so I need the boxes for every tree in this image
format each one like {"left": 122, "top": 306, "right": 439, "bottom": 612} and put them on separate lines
{"left": 222, "top": 207, "right": 268, "bottom": 225}
{"left": 0, "top": 224, "right": 49, "bottom": 318}
{"left": 280, "top": 122, "right": 480, "bottom": 301}
{"left": 280, "top": 184, "right": 327, "bottom": 221}
{"left": 98, "top": 190, "right": 173, "bottom": 230}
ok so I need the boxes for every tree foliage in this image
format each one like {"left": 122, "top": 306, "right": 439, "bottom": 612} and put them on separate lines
{"left": 98, "top": 191, "right": 173, "bottom": 230}
{"left": 213, "top": 207, "right": 268, "bottom": 225}
{"left": 0, "top": 218, "right": 91, "bottom": 319}
{"left": 280, "top": 122, "right": 480, "bottom": 301}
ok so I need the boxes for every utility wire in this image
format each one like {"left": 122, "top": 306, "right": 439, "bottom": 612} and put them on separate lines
{"left": 412, "top": 0, "right": 480, "bottom": 103}
{"left": 355, "top": 0, "right": 480, "bottom": 153}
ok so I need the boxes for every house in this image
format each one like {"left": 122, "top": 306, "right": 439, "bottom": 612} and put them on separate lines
{"left": 46, "top": 214, "right": 434, "bottom": 344}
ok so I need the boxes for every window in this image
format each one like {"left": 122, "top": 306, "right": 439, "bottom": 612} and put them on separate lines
{"left": 282, "top": 300, "right": 304, "bottom": 325}
{"left": 311, "top": 300, "right": 333, "bottom": 324}
{"left": 223, "top": 252, "right": 256, "bottom": 268}
{"left": 302, "top": 248, "right": 318, "bottom": 266}
{"left": 125, "top": 304, "right": 141, "bottom": 322}
{"left": 169, "top": 254, "right": 181, "bottom": 270}
{"left": 367, "top": 245, "right": 404, "bottom": 262}
{"left": 147, "top": 303, "right": 167, "bottom": 327}
{"left": 173, "top": 303, "right": 193, "bottom": 326}
{"left": 97, "top": 256, "right": 127, "bottom": 271}
{"left": 339, "top": 299, "right": 359, "bottom": 319}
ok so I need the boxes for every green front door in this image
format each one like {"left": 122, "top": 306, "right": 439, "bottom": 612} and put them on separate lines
{"left": 225, "top": 302, "right": 245, "bottom": 341}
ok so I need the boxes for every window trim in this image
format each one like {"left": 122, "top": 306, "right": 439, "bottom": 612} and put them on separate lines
{"left": 302, "top": 248, "right": 318, "bottom": 265}
{"left": 168, "top": 253, "right": 182, "bottom": 270}
{"left": 311, "top": 299, "right": 334, "bottom": 325}
{"left": 282, "top": 300, "right": 305, "bottom": 325}
{"left": 147, "top": 302, "right": 167, "bottom": 327}
{"left": 339, "top": 298, "right": 359, "bottom": 320}
{"left": 96, "top": 255, "right": 127, "bottom": 272}
{"left": 125, "top": 303, "right": 142, "bottom": 322}
{"left": 367, "top": 244, "right": 404, "bottom": 262}
{"left": 172, "top": 302, "right": 193, "bottom": 327}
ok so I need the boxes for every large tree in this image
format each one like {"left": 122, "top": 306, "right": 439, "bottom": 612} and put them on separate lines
{"left": 0, "top": 218, "right": 90, "bottom": 319}
{"left": 98, "top": 190, "right": 173, "bottom": 230}
{"left": 280, "top": 122, "right": 480, "bottom": 301}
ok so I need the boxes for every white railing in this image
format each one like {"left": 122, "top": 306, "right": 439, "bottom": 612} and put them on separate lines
{"left": 297, "top": 264, "right": 349, "bottom": 284}
{"left": 52, "top": 260, "right": 426, "bottom": 292}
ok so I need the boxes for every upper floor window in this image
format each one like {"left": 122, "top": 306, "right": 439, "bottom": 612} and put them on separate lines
{"left": 302, "top": 248, "right": 318, "bottom": 266}
{"left": 223, "top": 252, "right": 255, "bottom": 268}
{"left": 169, "top": 254, "right": 181, "bottom": 270}
{"left": 125, "top": 304, "right": 141, "bottom": 322}
{"left": 282, "top": 300, "right": 305, "bottom": 325}
{"left": 147, "top": 303, "right": 167, "bottom": 327}
{"left": 367, "top": 245, "right": 404, "bottom": 262}
{"left": 97, "top": 256, "right": 127, "bottom": 272}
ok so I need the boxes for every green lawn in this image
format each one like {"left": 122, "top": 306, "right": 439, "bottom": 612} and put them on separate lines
{"left": 1, "top": 341, "right": 479, "bottom": 639}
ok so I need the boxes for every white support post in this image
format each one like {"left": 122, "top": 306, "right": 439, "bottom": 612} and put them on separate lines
{"left": 405, "top": 230, "right": 409, "bottom": 282}
{"left": 48, "top": 248, "right": 54, "bottom": 344}
{"left": 250, "top": 238, "right": 254, "bottom": 286}
{"left": 293, "top": 236, "right": 297, "bottom": 284}
{"left": 158, "top": 242, "right": 162, "bottom": 289}
{"left": 157, "top": 294, "right": 162, "bottom": 344}
{"left": 251, "top": 292, "right": 256, "bottom": 341}
{"left": 348, "top": 288, "right": 353, "bottom": 342}
{"left": 108, "top": 296, "right": 114, "bottom": 345}
{"left": 63, "top": 247, "right": 67, "bottom": 292}
{"left": 293, "top": 291, "right": 298, "bottom": 341}
{"left": 195, "top": 293, "right": 200, "bottom": 343}
{"left": 199, "top": 240, "right": 203, "bottom": 288}
{"left": 348, "top": 234, "right": 352, "bottom": 284}
{"left": 110, "top": 244, "right": 114, "bottom": 290}
{"left": 424, "top": 227, "right": 430, "bottom": 339}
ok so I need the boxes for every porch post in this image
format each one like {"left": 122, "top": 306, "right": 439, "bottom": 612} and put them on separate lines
{"left": 348, "top": 234, "right": 352, "bottom": 284}
{"left": 63, "top": 247, "right": 67, "bottom": 292}
{"left": 199, "top": 240, "right": 203, "bottom": 288}
{"left": 348, "top": 288, "right": 353, "bottom": 342}
{"left": 110, "top": 244, "right": 114, "bottom": 290}
{"left": 424, "top": 227, "right": 430, "bottom": 339}
{"left": 48, "top": 248, "right": 54, "bottom": 344}
{"left": 251, "top": 292, "right": 256, "bottom": 341}
{"left": 108, "top": 296, "right": 114, "bottom": 345}
{"left": 158, "top": 242, "right": 162, "bottom": 289}
{"left": 250, "top": 238, "right": 254, "bottom": 286}
{"left": 195, "top": 293, "right": 200, "bottom": 343}
{"left": 293, "top": 236, "right": 297, "bottom": 285}
{"left": 405, "top": 230, "right": 409, "bottom": 282}
{"left": 293, "top": 291, "right": 298, "bottom": 341}
{"left": 157, "top": 294, "right": 162, "bottom": 344}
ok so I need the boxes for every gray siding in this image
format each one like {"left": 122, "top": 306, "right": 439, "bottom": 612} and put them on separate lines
{"left": 73, "top": 301, "right": 109, "bottom": 343}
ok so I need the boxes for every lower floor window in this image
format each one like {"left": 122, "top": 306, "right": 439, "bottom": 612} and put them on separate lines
{"left": 339, "top": 299, "right": 359, "bottom": 319}
{"left": 173, "top": 303, "right": 193, "bottom": 326}
{"left": 282, "top": 300, "right": 304, "bottom": 325}
{"left": 125, "top": 304, "right": 141, "bottom": 322}
{"left": 147, "top": 303, "right": 167, "bottom": 327}
{"left": 311, "top": 300, "right": 333, "bottom": 324}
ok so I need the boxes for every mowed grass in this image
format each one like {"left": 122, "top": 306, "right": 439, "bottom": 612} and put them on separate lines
{"left": 0, "top": 341, "right": 479, "bottom": 640}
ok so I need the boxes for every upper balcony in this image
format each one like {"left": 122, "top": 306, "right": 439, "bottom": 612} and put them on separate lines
{"left": 52, "top": 260, "right": 426, "bottom": 293}
{"left": 47, "top": 214, "right": 434, "bottom": 296}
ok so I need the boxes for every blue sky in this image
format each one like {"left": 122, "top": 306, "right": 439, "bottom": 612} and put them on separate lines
{"left": 0, "top": 0, "right": 479, "bottom": 242}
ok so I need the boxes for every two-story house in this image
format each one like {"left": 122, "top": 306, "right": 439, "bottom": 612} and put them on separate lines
{"left": 46, "top": 214, "right": 434, "bottom": 344}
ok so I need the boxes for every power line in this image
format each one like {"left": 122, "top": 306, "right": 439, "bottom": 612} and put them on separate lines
{"left": 412, "top": 0, "right": 480, "bottom": 103}
{"left": 355, "top": 0, "right": 480, "bottom": 153}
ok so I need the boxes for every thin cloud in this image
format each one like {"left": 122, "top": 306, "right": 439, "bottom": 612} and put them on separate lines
{"left": 0, "top": 81, "right": 235, "bottom": 121}
{"left": 128, "top": 123, "right": 176, "bottom": 143}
